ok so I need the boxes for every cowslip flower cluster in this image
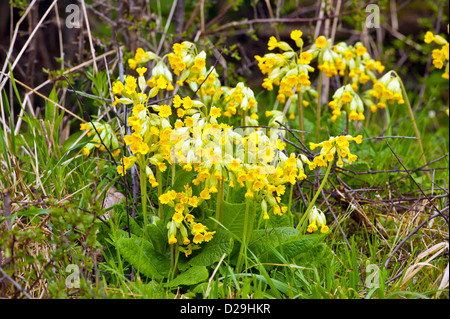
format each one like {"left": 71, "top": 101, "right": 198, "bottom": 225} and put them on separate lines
{"left": 424, "top": 30, "right": 449, "bottom": 79}
{"left": 79, "top": 121, "right": 121, "bottom": 157}
{"left": 168, "top": 122, "right": 309, "bottom": 220}
{"left": 161, "top": 184, "right": 215, "bottom": 257}
{"left": 367, "top": 71, "right": 405, "bottom": 110}
{"left": 218, "top": 82, "right": 258, "bottom": 121}
{"left": 167, "top": 42, "right": 216, "bottom": 98}
{"left": 424, "top": 28, "right": 449, "bottom": 116}
{"left": 107, "top": 41, "right": 366, "bottom": 258}
{"left": 328, "top": 84, "right": 365, "bottom": 122}
{"left": 330, "top": 42, "right": 385, "bottom": 89}
{"left": 128, "top": 48, "right": 157, "bottom": 70}
{"left": 255, "top": 30, "right": 389, "bottom": 122}
{"left": 255, "top": 30, "right": 315, "bottom": 104}
{"left": 309, "top": 134, "right": 363, "bottom": 167}
{"left": 307, "top": 206, "right": 329, "bottom": 233}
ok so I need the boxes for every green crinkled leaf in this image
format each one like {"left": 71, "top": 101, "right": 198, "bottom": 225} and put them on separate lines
{"left": 222, "top": 200, "right": 256, "bottom": 241}
{"left": 146, "top": 220, "right": 167, "bottom": 254}
{"left": 128, "top": 217, "right": 143, "bottom": 237}
{"left": 184, "top": 230, "right": 233, "bottom": 269}
{"left": 116, "top": 237, "right": 170, "bottom": 280}
{"left": 280, "top": 234, "right": 324, "bottom": 260}
{"left": 249, "top": 227, "right": 325, "bottom": 263}
{"left": 165, "top": 266, "right": 209, "bottom": 287}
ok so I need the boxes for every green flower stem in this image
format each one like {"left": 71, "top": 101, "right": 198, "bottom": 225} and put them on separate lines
{"left": 297, "top": 91, "right": 304, "bottom": 142}
{"left": 156, "top": 168, "right": 163, "bottom": 219}
{"left": 393, "top": 72, "right": 428, "bottom": 171}
{"left": 215, "top": 179, "right": 224, "bottom": 226}
{"left": 139, "top": 161, "right": 149, "bottom": 240}
{"left": 171, "top": 163, "right": 175, "bottom": 187}
{"left": 316, "top": 70, "right": 323, "bottom": 140}
{"left": 236, "top": 198, "right": 250, "bottom": 273}
{"left": 168, "top": 244, "right": 180, "bottom": 281}
{"left": 296, "top": 159, "right": 333, "bottom": 235}
{"left": 288, "top": 182, "right": 294, "bottom": 227}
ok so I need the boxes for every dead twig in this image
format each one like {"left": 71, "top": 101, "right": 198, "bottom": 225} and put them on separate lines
{"left": 385, "top": 141, "right": 449, "bottom": 224}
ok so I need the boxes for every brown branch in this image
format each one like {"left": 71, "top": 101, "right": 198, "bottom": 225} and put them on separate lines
{"left": 385, "top": 141, "right": 449, "bottom": 224}
{"left": 203, "top": 3, "right": 381, "bottom": 36}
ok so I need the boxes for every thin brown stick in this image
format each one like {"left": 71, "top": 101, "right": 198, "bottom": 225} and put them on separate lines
{"left": 0, "top": 72, "right": 85, "bottom": 122}
{"left": 385, "top": 141, "right": 448, "bottom": 223}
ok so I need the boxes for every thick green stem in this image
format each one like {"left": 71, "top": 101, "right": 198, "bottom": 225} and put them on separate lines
{"left": 215, "top": 180, "right": 224, "bottom": 226}
{"left": 236, "top": 198, "right": 250, "bottom": 273}
{"left": 296, "top": 159, "right": 333, "bottom": 235}
{"left": 297, "top": 91, "right": 304, "bottom": 142}
{"left": 288, "top": 182, "right": 294, "bottom": 227}
{"left": 171, "top": 163, "right": 175, "bottom": 187}
{"left": 139, "top": 163, "right": 149, "bottom": 240}
{"left": 395, "top": 73, "right": 427, "bottom": 169}
{"left": 156, "top": 168, "right": 163, "bottom": 219}
{"left": 316, "top": 71, "right": 323, "bottom": 140}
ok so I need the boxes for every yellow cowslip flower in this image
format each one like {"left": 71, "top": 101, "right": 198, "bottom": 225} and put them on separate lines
{"left": 315, "top": 36, "right": 327, "bottom": 48}
{"left": 290, "top": 29, "right": 303, "bottom": 41}
{"left": 203, "top": 231, "right": 215, "bottom": 242}
{"left": 193, "top": 233, "right": 204, "bottom": 244}
{"left": 128, "top": 48, "right": 151, "bottom": 70}
{"left": 355, "top": 44, "right": 367, "bottom": 56}
{"left": 268, "top": 36, "right": 279, "bottom": 50}
{"left": 341, "top": 92, "right": 352, "bottom": 104}
{"left": 132, "top": 104, "right": 146, "bottom": 116}
{"left": 210, "top": 107, "right": 221, "bottom": 118}
{"left": 192, "top": 222, "right": 205, "bottom": 235}
{"left": 424, "top": 31, "right": 449, "bottom": 79}
{"left": 136, "top": 67, "right": 147, "bottom": 77}
{"left": 124, "top": 76, "right": 137, "bottom": 95}
{"left": 82, "top": 147, "right": 90, "bottom": 156}
{"left": 343, "top": 49, "right": 353, "bottom": 60}
{"left": 168, "top": 53, "right": 186, "bottom": 76}
{"left": 299, "top": 51, "right": 313, "bottom": 64}
{"left": 128, "top": 58, "right": 138, "bottom": 70}
{"left": 168, "top": 234, "right": 178, "bottom": 245}
{"left": 158, "top": 104, "right": 172, "bottom": 118}
{"left": 310, "top": 135, "right": 362, "bottom": 167}
{"left": 80, "top": 123, "right": 90, "bottom": 131}
{"left": 188, "top": 196, "right": 199, "bottom": 207}
{"left": 208, "top": 184, "right": 218, "bottom": 193}
{"left": 182, "top": 96, "right": 194, "bottom": 109}
{"left": 175, "top": 203, "right": 185, "bottom": 213}
{"left": 173, "top": 212, "right": 184, "bottom": 223}
{"left": 112, "top": 81, "right": 124, "bottom": 96}
{"left": 190, "top": 57, "right": 206, "bottom": 73}
{"left": 173, "top": 94, "right": 183, "bottom": 108}
{"left": 307, "top": 206, "right": 328, "bottom": 233}
{"left": 424, "top": 31, "right": 435, "bottom": 44}
{"left": 124, "top": 132, "right": 142, "bottom": 146}
{"left": 200, "top": 187, "right": 211, "bottom": 200}
{"left": 245, "top": 188, "right": 254, "bottom": 198}
{"left": 159, "top": 193, "right": 171, "bottom": 205}
{"left": 156, "top": 75, "right": 168, "bottom": 89}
